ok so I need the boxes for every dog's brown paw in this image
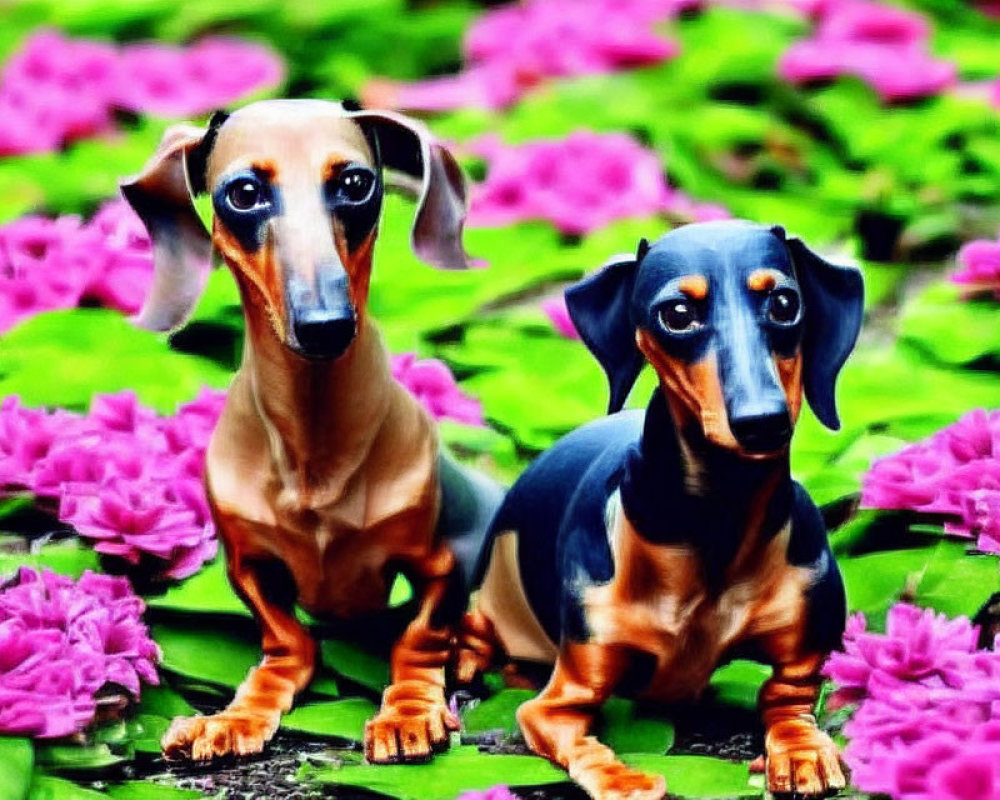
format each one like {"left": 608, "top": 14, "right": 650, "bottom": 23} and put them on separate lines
{"left": 364, "top": 691, "right": 458, "bottom": 763}
{"left": 766, "top": 719, "right": 846, "bottom": 796}
{"left": 162, "top": 712, "right": 279, "bottom": 761}
{"left": 571, "top": 760, "right": 666, "bottom": 800}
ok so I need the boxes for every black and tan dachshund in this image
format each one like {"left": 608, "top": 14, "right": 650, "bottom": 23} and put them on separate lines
{"left": 458, "top": 220, "right": 863, "bottom": 799}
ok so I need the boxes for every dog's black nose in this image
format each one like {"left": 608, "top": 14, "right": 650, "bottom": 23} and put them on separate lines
{"left": 293, "top": 310, "right": 356, "bottom": 360}
{"left": 730, "top": 411, "right": 792, "bottom": 453}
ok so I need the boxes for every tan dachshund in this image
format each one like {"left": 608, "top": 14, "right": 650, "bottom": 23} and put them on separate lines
{"left": 122, "top": 99, "right": 502, "bottom": 763}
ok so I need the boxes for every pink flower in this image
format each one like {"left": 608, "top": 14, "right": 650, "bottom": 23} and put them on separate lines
{"left": 541, "top": 295, "right": 580, "bottom": 340}
{"left": 862, "top": 409, "right": 1000, "bottom": 555}
{"left": 0, "top": 397, "right": 82, "bottom": 490}
{"left": 953, "top": 238, "right": 1000, "bottom": 299}
{"left": 0, "top": 30, "right": 284, "bottom": 155}
{"left": 0, "top": 567, "right": 159, "bottom": 738}
{"left": 391, "top": 353, "right": 484, "bottom": 426}
{"left": 468, "top": 131, "right": 728, "bottom": 236}
{"left": 365, "top": 0, "right": 691, "bottom": 112}
{"left": 0, "top": 390, "right": 225, "bottom": 581}
{"left": 114, "top": 37, "right": 283, "bottom": 118}
{"left": 778, "top": 0, "right": 956, "bottom": 102}
{"left": 456, "top": 788, "right": 520, "bottom": 800}
{"left": 825, "top": 603, "right": 1000, "bottom": 800}
{"left": 0, "top": 29, "right": 118, "bottom": 155}
{"left": 60, "top": 477, "right": 216, "bottom": 581}
{"left": 0, "top": 200, "right": 153, "bottom": 333}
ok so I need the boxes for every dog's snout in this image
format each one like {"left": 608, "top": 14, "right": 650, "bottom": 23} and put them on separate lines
{"left": 293, "top": 309, "right": 356, "bottom": 360}
{"left": 729, "top": 411, "right": 792, "bottom": 453}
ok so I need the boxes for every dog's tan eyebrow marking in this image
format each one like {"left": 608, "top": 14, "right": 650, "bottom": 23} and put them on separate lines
{"left": 323, "top": 158, "right": 356, "bottom": 182}
{"left": 677, "top": 275, "right": 709, "bottom": 300}
{"left": 747, "top": 268, "right": 783, "bottom": 292}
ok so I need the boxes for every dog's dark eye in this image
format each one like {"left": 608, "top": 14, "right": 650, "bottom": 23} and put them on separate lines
{"left": 226, "top": 179, "right": 264, "bottom": 212}
{"left": 660, "top": 299, "right": 702, "bottom": 333}
{"left": 769, "top": 288, "right": 801, "bottom": 324}
{"left": 334, "top": 168, "right": 375, "bottom": 203}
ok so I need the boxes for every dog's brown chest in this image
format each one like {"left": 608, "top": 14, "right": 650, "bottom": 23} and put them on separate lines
{"left": 207, "top": 377, "right": 441, "bottom": 620}
{"left": 582, "top": 511, "right": 813, "bottom": 701}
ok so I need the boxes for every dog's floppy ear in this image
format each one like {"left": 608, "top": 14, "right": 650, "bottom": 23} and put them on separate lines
{"left": 120, "top": 124, "right": 212, "bottom": 332}
{"left": 781, "top": 231, "right": 864, "bottom": 430}
{"left": 566, "top": 250, "right": 643, "bottom": 414}
{"left": 346, "top": 109, "right": 477, "bottom": 270}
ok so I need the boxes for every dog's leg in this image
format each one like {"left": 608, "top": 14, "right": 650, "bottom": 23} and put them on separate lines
{"left": 453, "top": 607, "right": 499, "bottom": 684}
{"left": 517, "top": 642, "right": 665, "bottom": 800}
{"left": 162, "top": 554, "right": 315, "bottom": 761}
{"left": 759, "top": 637, "right": 846, "bottom": 796}
{"left": 365, "top": 544, "right": 461, "bottom": 763}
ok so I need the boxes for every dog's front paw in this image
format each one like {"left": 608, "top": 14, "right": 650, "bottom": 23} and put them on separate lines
{"left": 364, "top": 682, "right": 459, "bottom": 763}
{"left": 162, "top": 711, "right": 279, "bottom": 761}
{"left": 571, "top": 759, "right": 666, "bottom": 800}
{"left": 766, "top": 719, "right": 846, "bottom": 796}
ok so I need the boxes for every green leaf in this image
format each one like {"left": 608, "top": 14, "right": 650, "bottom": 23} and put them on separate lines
{"left": 462, "top": 690, "right": 673, "bottom": 755}
{"left": 598, "top": 697, "right": 675, "bottom": 756}
{"left": 319, "top": 639, "right": 390, "bottom": 694}
{"left": 461, "top": 689, "right": 535, "bottom": 736}
{"left": 621, "top": 754, "right": 756, "bottom": 798}
{"left": 914, "top": 539, "right": 1000, "bottom": 618}
{"left": 106, "top": 782, "right": 204, "bottom": 800}
{"left": 0, "top": 310, "right": 230, "bottom": 414}
{"left": 839, "top": 547, "right": 933, "bottom": 619}
{"left": 134, "top": 685, "right": 197, "bottom": 720}
{"left": 27, "top": 775, "right": 108, "bottom": 800}
{"left": 900, "top": 282, "right": 1000, "bottom": 366}
{"left": 152, "top": 622, "right": 260, "bottom": 688}
{"left": 281, "top": 698, "right": 377, "bottom": 741}
{"left": 0, "top": 542, "right": 100, "bottom": 581}
{"left": 388, "top": 573, "right": 413, "bottom": 609}
{"left": 0, "top": 737, "right": 34, "bottom": 800}
{"left": 34, "top": 743, "right": 126, "bottom": 773}
{"left": 708, "top": 660, "right": 772, "bottom": 711}
{"left": 146, "top": 557, "right": 250, "bottom": 617}
{"left": 304, "top": 744, "right": 565, "bottom": 800}
{"left": 127, "top": 714, "right": 171, "bottom": 755}
{"left": 0, "top": 493, "right": 34, "bottom": 520}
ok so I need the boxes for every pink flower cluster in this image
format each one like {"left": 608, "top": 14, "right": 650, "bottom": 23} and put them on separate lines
{"left": 862, "top": 409, "right": 1000, "bottom": 555}
{"left": 391, "top": 353, "right": 484, "bottom": 426}
{"left": 953, "top": 237, "right": 1000, "bottom": 299}
{"left": 364, "top": 0, "right": 696, "bottom": 112}
{"left": 468, "top": 131, "right": 728, "bottom": 236}
{"left": 778, "top": 0, "right": 956, "bottom": 102}
{"left": 0, "top": 567, "right": 159, "bottom": 738}
{"left": 0, "top": 391, "right": 223, "bottom": 581}
{"left": 824, "top": 604, "right": 1000, "bottom": 800}
{"left": 0, "top": 199, "right": 153, "bottom": 333}
{"left": 0, "top": 29, "right": 283, "bottom": 156}
{"left": 541, "top": 295, "right": 580, "bottom": 340}
{"left": 456, "top": 788, "right": 519, "bottom": 800}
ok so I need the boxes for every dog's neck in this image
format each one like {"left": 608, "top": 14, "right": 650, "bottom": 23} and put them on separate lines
{"left": 241, "top": 305, "right": 394, "bottom": 509}
{"left": 619, "top": 389, "right": 793, "bottom": 584}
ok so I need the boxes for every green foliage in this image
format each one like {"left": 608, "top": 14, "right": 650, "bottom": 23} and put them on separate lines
{"left": 0, "top": 737, "right": 34, "bottom": 800}
{"left": 152, "top": 621, "right": 260, "bottom": 688}
{"left": 0, "top": 310, "right": 230, "bottom": 413}
{"left": 146, "top": 557, "right": 250, "bottom": 617}
{"left": 304, "top": 745, "right": 567, "bottom": 800}
{"left": 0, "top": 540, "right": 99, "bottom": 580}
{"left": 281, "top": 698, "right": 377, "bottom": 741}
{"left": 462, "top": 690, "right": 675, "bottom": 755}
